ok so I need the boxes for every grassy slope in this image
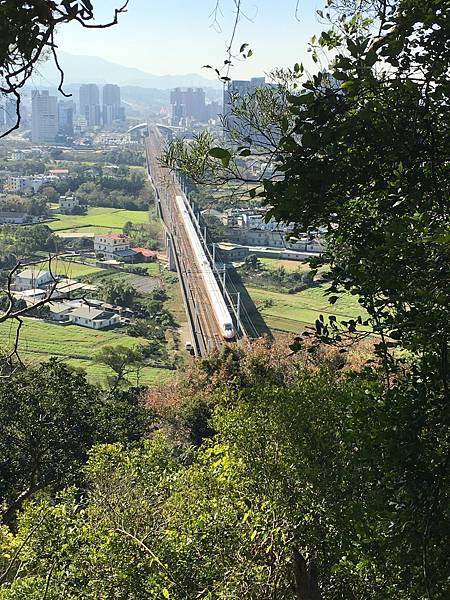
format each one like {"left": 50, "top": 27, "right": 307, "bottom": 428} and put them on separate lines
{"left": 35, "top": 258, "right": 104, "bottom": 279}
{"left": 48, "top": 207, "right": 150, "bottom": 232}
{"left": 258, "top": 257, "right": 310, "bottom": 272}
{"left": 248, "top": 285, "right": 367, "bottom": 333}
{"left": 0, "top": 318, "right": 173, "bottom": 386}
{"left": 35, "top": 259, "right": 160, "bottom": 279}
{"left": 131, "top": 262, "right": 160, "bottom": 276}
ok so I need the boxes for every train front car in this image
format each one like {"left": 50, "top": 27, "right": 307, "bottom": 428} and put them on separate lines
{"left": 221, "top": 322, "right": 236, "bottom": 340}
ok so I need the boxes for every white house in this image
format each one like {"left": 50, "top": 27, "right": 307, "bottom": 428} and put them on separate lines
{"left": 4, "top": 175, "right": 49, "bottom": 194}
{"left": 68, "top": 305, "right": 120, "bottom": 329}
{"left": 94, "top": 233, "right": 130, "bottom": 260}
{"left": 58, "top": 194, "right": 79, "bottom": 214}
{"left": 0, "top": 212, "right": 30, "bottom": 224}
{"left": 48, "top": 301, "right": 73, "bottom": 322}
{"left": 14, "top": 268, "right": 53, "bottom": 291}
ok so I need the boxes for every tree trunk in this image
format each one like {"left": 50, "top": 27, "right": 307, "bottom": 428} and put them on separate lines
{"left": 292, "top": 548, "right": 323, "bottom": 600}
{"left": 1, "top": 485, "right": 37, "bottom": 525}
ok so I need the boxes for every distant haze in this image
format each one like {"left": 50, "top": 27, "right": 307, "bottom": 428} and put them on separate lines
{"left": 32, "top": 52, "right": 222, "bottom": 90}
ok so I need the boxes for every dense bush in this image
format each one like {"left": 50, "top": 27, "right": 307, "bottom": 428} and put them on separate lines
{"left": 1, "top": 351, "right": 447, "bottom": 599}
{"left": 0, "top": 361, "right": 152, "bottom": 524}
{"left": 240, "top": 255, "right": 315, "bottom": 293}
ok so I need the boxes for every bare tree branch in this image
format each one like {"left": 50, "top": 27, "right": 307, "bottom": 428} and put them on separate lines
{"left": 0, "top": 0, "right": 129, "bottom": 138}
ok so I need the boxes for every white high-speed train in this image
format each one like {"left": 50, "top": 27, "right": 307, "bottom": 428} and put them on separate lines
{"left": 174, "top": 195, "right": 235, "bottom": 340}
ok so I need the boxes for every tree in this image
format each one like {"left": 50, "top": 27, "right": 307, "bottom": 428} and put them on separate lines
{"left": 0, "top": 361, "right": 100, "bottom": 524}
{"left": 167, "top": 0, "right": 449, "bottom": 368}
{"left": 40, "top": 186, "right": 59, "bottom": 203}
{"left": 96, "top": 344, "right": 145, "bottom": 389}
{"left": 164, "top": 0, "right": 450, "bottom": 592}
{"left": 166, "top": 0, "right": 450, "bottom": 386}
{"left": 13, "top": 224, "right": 55, "bottom": 256}
{"left": 122, "top": 220, "right": 133, "bottom": 235}
{"left": 0, "top": 359, "right": 156, "bottom": 526}
{"left": 243, "top": 254, "right": 264, "bottom": 272}
{"left": 99, "top": 278, "right": 137, "bottom": 308}
{"left": 0, "top": 1, "right": 128, "bottom": 137}
{"left": 3, "top": 362, "right": 447, "bottom": 599}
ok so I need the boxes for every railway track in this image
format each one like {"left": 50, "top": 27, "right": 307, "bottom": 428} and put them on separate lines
{"left": 145, "top": 128, "right": 225, "bottom": 354}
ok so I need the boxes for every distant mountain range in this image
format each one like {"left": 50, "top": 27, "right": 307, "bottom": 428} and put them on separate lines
{"left": 32, "top": 51, "right": 221, "bottom": 90}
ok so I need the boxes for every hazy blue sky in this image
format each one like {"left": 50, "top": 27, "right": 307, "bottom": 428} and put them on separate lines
{"left": 56, "top": 0, "right": 323, "bottom": 78}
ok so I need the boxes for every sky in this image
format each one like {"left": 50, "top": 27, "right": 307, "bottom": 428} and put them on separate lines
{"left": 56, "top": 0, "right": 324, "bottom": 79}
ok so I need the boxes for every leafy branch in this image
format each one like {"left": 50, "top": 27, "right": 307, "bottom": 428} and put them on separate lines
{"left": 0, "top": 0, "right": 129, "bottom": 138}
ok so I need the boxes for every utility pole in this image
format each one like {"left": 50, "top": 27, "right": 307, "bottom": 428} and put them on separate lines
{"left": 236, "top": 292, "right": 241, "bottom": 338}
{"left": 194, "top": 291, "right": 200, "bottom": 337}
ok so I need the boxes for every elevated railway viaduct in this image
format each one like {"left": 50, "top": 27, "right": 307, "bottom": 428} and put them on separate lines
{"left": 145, "top": 127, "right": 250, "bottom": 356}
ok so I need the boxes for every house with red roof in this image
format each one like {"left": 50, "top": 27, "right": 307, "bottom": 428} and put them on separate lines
{"left": 132, "top": 247, "right": 157, "bottom": 262}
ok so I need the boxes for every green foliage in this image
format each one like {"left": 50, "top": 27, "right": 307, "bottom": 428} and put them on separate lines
{"left": 134, "top": 289, "right": 176, "bottom": 328}
{"left": 0, "top": 160, "right": 46, "bottom": 175}
{"left": 95, "top": 344, "right": 146, "bottom": 389}
{"left": 40, "top": 186, "right": 59, "bottom": 203}
{"left": 262, "top": 1, "right": 450, "bottom": 373}
{"left": 74, "top": 173, "right": 151, "bottom": 211}
{"left": 167, "top": 0, "right": 450, "bottom": 387}
{"left": 242, "top": 254, "right": 264, "bottom": 272}
{"left": 98, "top": 278, "right": 137, "bottom": 308}
{"left": 2, "top": 365, "right": 447, "bottom": 599}
{"left": 208, "top": 146, "right": 231, "bottom": 168}
{"left": 0, "top": 3, "right": 448, "bottom": 600}
{"left": 240, "top": 254, "right": 315, "bottom": 294}
{"left": 0, "top": 360, "right": 149, "bottom": 524}
{"left": 0, "top": 224, "right": 55, "bottom": 259}
{"left": 122, "top": 220, "right": 161, "bottom": 250}
{"left": 128, "top": 319, "right": 164, "bottom": 340}
{"left": 105, "top": 148, "right": 146, "bottom": 167}
{"left": 160, "top": 4, "right": 450, "bottom": 595}
{"left": 0, "top": 195, "right": 48, "bottom": 217}
{"left": 202, "top": 214, "right": 227, "bottom": 240}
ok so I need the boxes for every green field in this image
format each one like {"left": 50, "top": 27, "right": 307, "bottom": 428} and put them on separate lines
{"left": 36, "top": 259, "right": 160, "bottom": 281}
{"left": 67, "top": 359, "right": 174, "bottom": 387}
{"left": 258, "top": 257, "right": 310, "bottom": 272}
{"left": 48, "top": 207, "right": 150, "bottom": 233}
{"left": 248, "top": 284, "right": 368, "bottom": 333}
{"left": 0, "top": 318, "right": 174, "bottom": 386}
{"left": 132, "top": 261, "right": 160, "bottom": 276}
{"left": 35, "top": 258, "right": 104, "bottom": 279}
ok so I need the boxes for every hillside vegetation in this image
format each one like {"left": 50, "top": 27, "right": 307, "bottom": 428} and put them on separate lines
{"left": 0, "top": 0, "right": 448, "bottom": 599}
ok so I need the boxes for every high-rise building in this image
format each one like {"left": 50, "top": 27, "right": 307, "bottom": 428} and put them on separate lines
{"left": 170, "top": 87, "right": 206, "bottom": 125}
{"left": 58, "top": 100, "right": 74, "bottom": 137}
{"left": 79, "top": 83, "right": 101, "bottom": 127}
{"left": 102, "top": 84, "right": 123, "bottom": 126}
{"left": 31, "top": 90, "right": 58, "bottom": 143}
{"left": 205, "top": 100, "right": 220, "bottom": 122}
{"left": 223, "top": 77, "right": 274, "bottom": 143}
{"left": 4, "top": 96, "right": 19, "bottom": 129}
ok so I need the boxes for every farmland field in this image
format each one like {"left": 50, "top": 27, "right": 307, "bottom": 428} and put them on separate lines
{"left": 131, "top": 261, "right": 160, "bottom": 276}
{"left": 48, "top": 207, "right": 150, "bottom": 233}
{"left": 67, "top": 359, "right": 174, "bottom": 387}
{"left": 0, "top": 318, "right": 174, "bottom": 386}
{"left": 248, "top": 284, "right": 368, "bottom": 333}
{"left": 34, "top": 258, "right": 104, "bottom": 279}
{"left": 258, "top": 257, "right": 310, "bottom": 272}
